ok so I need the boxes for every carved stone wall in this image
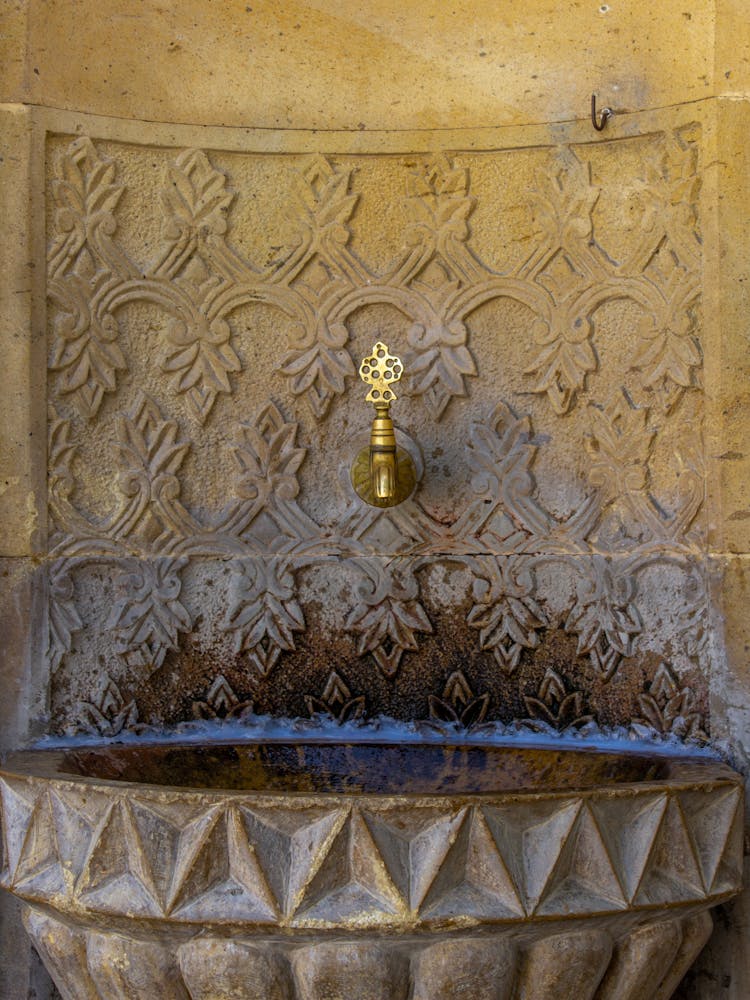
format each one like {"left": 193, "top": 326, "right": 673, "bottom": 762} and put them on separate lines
{"left": 43, "top": 123, "right": 709, "bottom": 739}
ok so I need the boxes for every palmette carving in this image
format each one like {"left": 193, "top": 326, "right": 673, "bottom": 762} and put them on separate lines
{"left": 48, "top": 138, "right": 130, "bottom": 419}
{"left": 107, "top": 558, "right": 191, "bottom": 673}
{"left": 467, "top": 556, "right": 548, "bottom": 673}
{"left": 404, "top": 156, "right": 479, "bottom": 418}
{"left": 634, "top": 662, "right": 707, "bottom": 741}
{"left": 46, "top": 560, "right": 83, "bottom": 673}
{"left": 280, "top": 155, "right": 359, "bottom": 418}
{"left": 154, "top": 151, "right": 243, "bottom": 423}
{"left": 113, "top": 394, "right": 194, "bottom": 542}
{"left": 565, "top": 556, "right": 642, "bottom": 681}
{"left": 346, "top": 560, "right": 433, "bottom": 678}
{"left": 231, "top": 403, "right": 307, "bottom": 510}
{"left": 523, "top": 668, "right": 593, "bottom": 733}
{"left": 72, "top": 678, "right": 140, "bottom": 737}
{"left": 223, "top": 561, "right": 305, "bottom": 676}
{"left": 192, "top": 675, "right": 254, "bottom": 721}
{"left": 427, "top": 670, "right": 491, "bottom": 731}
{"left": 305, "top": 671, "right": 366, "bottom": 723}
{"left": 523, "top": 149, "right": 601, "bottom": 415}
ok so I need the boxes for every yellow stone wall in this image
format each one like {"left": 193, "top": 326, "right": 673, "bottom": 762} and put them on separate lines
{"left": 1, "top": 2, "right": 749, "bottom": 996}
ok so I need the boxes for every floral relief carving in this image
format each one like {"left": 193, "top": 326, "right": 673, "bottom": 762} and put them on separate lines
{"left": 630, "top": 280, "right": 701, "bottom": 415}
{"left": 523, "top": 148, "right": 601, "bottom": 415}
{"left": 427, "top": 670, "right": 490, "bottom": 731}
{"left": 522, "top": 668, "right": 593, "bottom": 733}
{"left": 44, "top": 132, "right": 708, "bottom": 737}
{"left": 305, "top": 671, "right": 366, "bottom": 723}
{"left": 635, "top": 131, "right": 701, "bottom": 270}
{"left": 46, "top": 134, "right": 703, "bottom": 432}
{"left": 459, "top": 401, "right": 551, "bottom": 547}
{"left": 230, "top": 402, "right": 308, "bottom": 532}
{"left": 565, "top": 556, "right": 642, "bottom": 682}
{"left": 47, "top": 561, "right": 83, "bottom": 673}
{"left": 346, "top": 561, "right": 433, "bottom": 678}
{"left": 107, "top": 558, "right": 191, "bottom": 673}
{"left": 192, "top": 675, "right": 254, "bottom": 721}
{"left": 160, "top": 148, "right": 235, "bottom": 241}
{"left": 467, "top": 556, "right": 548, "bottom": 674}
{"left": 403, "top": 156, "right": 479, "bottom": 419}
{"left": 72, "top": 678, "right": 140, "bottom": 737}
{"left": 112, "top": 393, "right": 192, "bottom": 532}
{"left": 160, "top": 291, "right": 242, "bottom": 426}
{"left": 223, "top": 561, "right": 305, "bottom": 677}
{"left": 586, "top": 390, "right": 655, "bottom": 497}
{"left": 48, "top": 408, "right": 77, "bottom": 511}
{"left": 48, "top": 138, "right": 130, "bottom": 418}
{"left": 280, "top": 155, "right": 359, "bottom": 418}
{"left": 153, "top": 149, "right": 245, "bottom": 423}
{"left": 634, "top": 661, "right": 707, "bottom": 742}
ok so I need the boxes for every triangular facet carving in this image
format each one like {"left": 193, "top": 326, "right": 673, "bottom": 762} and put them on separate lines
{"left": 294, "top": 809, "right": 405, "bottom": 925}
{"left": 709, "top": 796, "right": 745, "bottom": 896}
{"left": 536, "top": 803, "right": 626, "bottom": 915}
{"left": 78, "top": 799, "right": 161, "bottom": 916}
{"left": 483, "top": 799, "right": 581, "bottom": 914}
{"left": 12, "top": 791, "right": 66, "bottom": 897}
{"left": 361, "top": 807, "right": 466, "bottom": 911}
{"left": 168, "top": 807, "right": 277, "bottom": 921}
{"left": 678, "top": 787, "right": 743, "bottom": 893}
{"left": 0, "top": 778, "right": 37, "bottom": 881}
{"left": 633, "top": 796, "right": 704, "bottom": 905}
{"left": 128, "top": 799, "right": 187, "bottom": 908}
{"left": 589, "top": 793, "right": 668, "bottom": 902}
{"left": 49, "top": 788, "right": 97, "bottom": 883}
{"left": 241, "top": 806, "right": 346, "bottom": 915}
{"left": 420, "top": 808, "right": 524, "bottom": 919}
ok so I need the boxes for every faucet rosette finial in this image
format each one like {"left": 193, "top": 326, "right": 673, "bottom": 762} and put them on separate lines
{"left": 359, "top": 342, "right": 404, "bottom": 406}
{"left": 351, "top": 340, "right": 416, "bottom": 508}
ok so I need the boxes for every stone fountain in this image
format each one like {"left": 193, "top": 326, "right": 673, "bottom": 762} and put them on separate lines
{"left": 2, "top": 5, "right": 750, "bottom": 998}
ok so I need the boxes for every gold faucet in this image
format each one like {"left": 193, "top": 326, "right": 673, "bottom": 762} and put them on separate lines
{"left": 351, "top": 341, "right": 416, "bottom": 508}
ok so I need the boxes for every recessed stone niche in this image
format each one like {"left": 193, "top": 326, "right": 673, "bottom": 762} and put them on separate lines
{"left": 43, "top": 125, "right": 708, "bottom": 742}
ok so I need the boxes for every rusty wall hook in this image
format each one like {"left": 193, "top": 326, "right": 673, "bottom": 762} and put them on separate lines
{"left": 591, "top": 94, "right": 613, "bottom": 132}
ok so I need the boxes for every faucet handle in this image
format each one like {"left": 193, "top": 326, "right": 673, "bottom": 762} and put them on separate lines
{"left": 359, "top": 342, "right": 404, "bottom": 406}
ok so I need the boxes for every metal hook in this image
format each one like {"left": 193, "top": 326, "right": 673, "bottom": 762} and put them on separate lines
{"left": 591, "top": 94, "right": 613, "bottom": 132}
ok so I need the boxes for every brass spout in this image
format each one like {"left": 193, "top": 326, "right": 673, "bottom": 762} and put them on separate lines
{"left": 351, "top": 341, "right": 417, "bottom": 508}
{"left": 370, "top": 404, "right": 398, "bottom": 501}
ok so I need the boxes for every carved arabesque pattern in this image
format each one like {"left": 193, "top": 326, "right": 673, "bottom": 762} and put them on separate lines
{"left": 48, "top": 134, "right": 701, "bottom": 427}
{"left": 45, "top": 130, "right": 708, "bottom": 736}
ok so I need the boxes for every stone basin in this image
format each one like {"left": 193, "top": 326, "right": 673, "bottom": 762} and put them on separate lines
{"left": 0, "top": 741, "right": 743, "bottom": 999}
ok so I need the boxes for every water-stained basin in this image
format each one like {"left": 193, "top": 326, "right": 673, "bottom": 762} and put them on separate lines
{"left": 0, "top": 741, "right": 743, "bottom": 999}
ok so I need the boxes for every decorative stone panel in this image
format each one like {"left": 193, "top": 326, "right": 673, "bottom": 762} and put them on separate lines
{"left": 43, "top": 122, "right": 708, "bottom": 736}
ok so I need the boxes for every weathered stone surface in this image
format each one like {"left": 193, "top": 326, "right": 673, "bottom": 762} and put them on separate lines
{"left": 519, "top": 929, "right": 613, "bottom": 999}
{"left": 179, "top": 938, "right": 292, "bottom": 1000}
{"left": 18, "top": 907, "right": 730, "bottom": 1000}
{"left": 0, "top": 3, "right": 722, "bottom": 132}
{"left": 412, "top": 938, "right": 516, "bottom": 1000}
